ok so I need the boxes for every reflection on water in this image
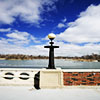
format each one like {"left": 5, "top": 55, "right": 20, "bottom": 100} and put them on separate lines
{"left": 0, "top": 59, "right": 100, "bottom": 69}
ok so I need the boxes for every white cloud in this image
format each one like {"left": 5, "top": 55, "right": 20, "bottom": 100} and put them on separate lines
{"left": 62, "top": 18, "right": 67, "bottom": 23}
{"left": 0, "top": 29, "right": 44, "bottom": 55}
{"left": 0, "top": 28, "right": 11, "bottom": 32}
{"left": 55, "top": 42, "right": 100, "bottom": 56}
{"left": 57, "top": 4, "right": 100, "bottom": 43}
{"left": 57, "top": 18, "right": 67, "bottom": 28}
{"left": 0, "top": 31, "right": 100, "bottom": 56}
{"left": 7, "top": 30, "right": 29, "bottom": 40}
{"left": 5, "top": 30, "right": 40, "bottom": 46}
{"left": 30, "top": 35, "right": 40, "bottom": 43}
{"left": 54, "top": 4, "right": 100, "bottom": 56}
{"left": 57, "top": 23, "right": 65, "bottom": 28}
{"left": 0, "top": 38, "right": 48, "bottom": 55}
{"left": 0, "top": 0, "right": 57, "bottom": 25}
{"left": 0, "top": 37, "right": 100, "bottom": 56}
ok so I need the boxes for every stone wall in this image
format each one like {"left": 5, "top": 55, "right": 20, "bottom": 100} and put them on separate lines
{"left": 0, "top": 68, "right": 39, "bottom": 86}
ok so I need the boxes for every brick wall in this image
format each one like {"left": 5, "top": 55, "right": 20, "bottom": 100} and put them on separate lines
{"left": 63, "top": 72, "right": 100, "bottom": 86}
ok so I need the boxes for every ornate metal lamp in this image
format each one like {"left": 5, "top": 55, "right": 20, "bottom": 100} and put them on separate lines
{"left": 44, "top": 33, "right": 59, "bottom": 69}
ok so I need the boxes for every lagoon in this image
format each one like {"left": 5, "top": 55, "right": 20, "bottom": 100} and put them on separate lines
{"left": 0, "top": 59, "right": 100, "bottom": 69}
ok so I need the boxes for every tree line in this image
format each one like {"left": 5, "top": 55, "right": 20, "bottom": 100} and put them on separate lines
{"left": 66, "top": 53, "right": 100, "bottom": 61}
{"left": 0, "top": 53, "right": 100, "bottom": 61}
{"left": 0, "top": 54, "right": 48, "bottom": 60}
{"left": 0, "top": 54, "right": 66, "bottom": 60}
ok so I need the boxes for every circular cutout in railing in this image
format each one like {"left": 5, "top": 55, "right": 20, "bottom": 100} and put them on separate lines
{"left": 4, "top": 72, "right": 14, "bottom": 80}
{"left": 19, "top": 73, "right": 29, "bottom": 80}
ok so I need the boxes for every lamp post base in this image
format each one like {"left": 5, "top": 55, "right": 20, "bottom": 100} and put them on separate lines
{"left": 40, "top": 68, "right": 63, "bottom": 88}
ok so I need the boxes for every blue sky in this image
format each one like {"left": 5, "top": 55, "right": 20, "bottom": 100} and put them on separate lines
{"left": 0, "top": 0, "right": 100, "bottom": 56}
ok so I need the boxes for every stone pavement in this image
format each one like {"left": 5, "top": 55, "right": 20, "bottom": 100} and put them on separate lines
{"left": 0, "top": 86, "right": 100, "bottom": 100}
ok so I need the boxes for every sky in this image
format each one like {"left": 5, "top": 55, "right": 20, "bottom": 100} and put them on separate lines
{"left": 0, "top": 0, "right": 100, "bottom": 57}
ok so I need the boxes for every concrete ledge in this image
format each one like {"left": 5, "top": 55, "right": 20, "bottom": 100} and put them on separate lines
{"left": 63, "top": 69, "right": 100, "bottom": 72}
{"left": 40, "top": 68, "right": 63, "bottom": 88}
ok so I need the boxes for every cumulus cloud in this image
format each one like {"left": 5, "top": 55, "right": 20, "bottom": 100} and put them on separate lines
{"left": 55, "top": 4, "right": 100, "bottom": 56}
{"left": 56, "top": 4, "right": 100, "bottom": 43}
{"left": 0, "top": 29, "right": 45, "bottom": 55}
{"left": 1, "top": 32, "right": 100, "bottom": 56}
{"left": 55, "top": 42, "right": 100, "bottom": 56}
{"left": 5, "top": 30, "right": 40, "bottom": 46}
{"left": 30, "top": 35, "right": 40, "bottom": 43}
{"left": 57, "top": 17, "right": 67, "bottom": 28}
{"left": 57, "top": 23, "right": 65, "bottom": 28}
{"left": 62, "top": 18, "right": 67, "bottom": 23}
{"left": 0, "top": 40, "right": 48, "bottom": 56}
{"left": 0, "top": 0, "right": 57, "bottom": 24}
{"left": 7, "top": 30, "right": 29, "bottom": 40}
{"left": 0, "top": 28, "right": 11, "bottom": 32}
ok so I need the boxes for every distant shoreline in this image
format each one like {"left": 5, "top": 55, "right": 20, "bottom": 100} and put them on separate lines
{"left": 0, "top": 58, "right": 5, "bottom": 60}
{"left": 66, "top": 58, "right": 98, "bottom": 62}
{"left": 0, "top": 58, "right": 48, "bottom": 60}
{"left": 0, "top": 53, "right": 100, "bottom": 62}
{"left": 0, "top": 57, "right": 99, "bottom": 62}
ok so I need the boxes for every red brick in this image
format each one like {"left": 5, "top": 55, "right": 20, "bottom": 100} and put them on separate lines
{"left": 63, "top": 72, "right": 100, "bottom": 86}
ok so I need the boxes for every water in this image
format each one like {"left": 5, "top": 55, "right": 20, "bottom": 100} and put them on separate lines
{"left": 0, "top": 59, "right": 100, "bottom": 69}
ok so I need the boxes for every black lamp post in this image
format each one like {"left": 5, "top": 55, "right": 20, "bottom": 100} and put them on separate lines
{"left": 44, "top": 34, "right": 59, "bottom": 69}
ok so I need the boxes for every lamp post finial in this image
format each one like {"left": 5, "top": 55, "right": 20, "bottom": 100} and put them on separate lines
{"left": 48, "top": 33, "right": 56, "bottom": 41}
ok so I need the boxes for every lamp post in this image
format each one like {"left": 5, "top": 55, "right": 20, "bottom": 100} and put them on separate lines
{"left": 44, "top": 33, "right": 59, "bottom": 69}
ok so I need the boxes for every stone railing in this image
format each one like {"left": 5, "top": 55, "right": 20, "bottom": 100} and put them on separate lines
{"left": 0, "top": 68, "right": 39, "bottom": 86}
{"left": 0, "top": 68, "right": 100, "bottom": 88}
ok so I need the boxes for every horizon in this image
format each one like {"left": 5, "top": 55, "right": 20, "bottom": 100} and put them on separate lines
{"left": 0, "top": 53, "right": 99, "bottom": 58}
{"left": 0, "top": 0, "right": 100, "bottom": 57}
